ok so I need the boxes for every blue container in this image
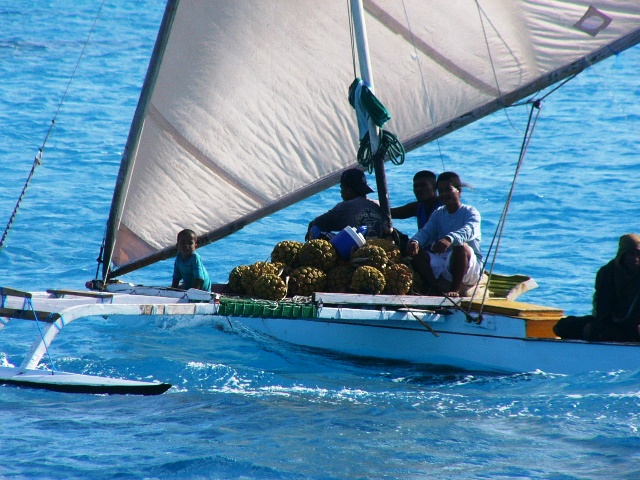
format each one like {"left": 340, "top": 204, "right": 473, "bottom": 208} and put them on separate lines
{"left": 330, "top": 226, "right": 366, "bottom": 260}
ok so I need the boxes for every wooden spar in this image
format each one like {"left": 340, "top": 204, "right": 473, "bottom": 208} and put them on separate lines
{"left": 349, "top": 0, "right": 393, "bottom": 234}
{"left": 402, "top": 29, "right": 640, "bottom": 153}
{"left": 106, "top": 169, "right": 348, "bottom": 279}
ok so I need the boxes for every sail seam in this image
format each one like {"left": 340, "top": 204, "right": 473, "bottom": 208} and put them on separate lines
{"left": 400, "top": 26, "right": 640, "bottom": 153}
{"left": 146, "top": 103, "right": 270, "bottom": 205}
{"left": 107, "top": 170, "right": 352, "bottom": 278}
{"left": 363, "top": 0, "right": 499, "bottom": 97}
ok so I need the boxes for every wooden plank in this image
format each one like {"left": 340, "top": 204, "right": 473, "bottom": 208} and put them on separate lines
{"left": 313, "top": 292, "right": 455, "bottom": 308}
{"left": 486, "top": 274, "right": 538, "bottom": 301}
{"left": 463, "top": 298, "right": 563, "bottom": 319}
{"left": 525, "top": 319, "right": 559, "bottom": 339}
{"left": 0, "top": 307, "right": 60, "bottom": 322}
{"left": 47, "top": 289, "right": 114, "bottom": 299}
{"left": 463, "top": 297, "right": 562, "bottom": 339}
{"left": 0, "top": 287, "right": 32, "bottom": 299}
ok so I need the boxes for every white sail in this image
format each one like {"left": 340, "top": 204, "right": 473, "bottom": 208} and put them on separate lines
{"left": 103, "top": 0, "right": 640, "bottom": 278}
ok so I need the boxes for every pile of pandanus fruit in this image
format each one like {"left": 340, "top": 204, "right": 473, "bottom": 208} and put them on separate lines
{"left": 227, "top": 238, "right": 424, "bottom": 301}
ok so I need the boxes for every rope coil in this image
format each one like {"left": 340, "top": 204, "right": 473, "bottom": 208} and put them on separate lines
{"left": 356, "top": 129, "right": 405, "bottom": 174}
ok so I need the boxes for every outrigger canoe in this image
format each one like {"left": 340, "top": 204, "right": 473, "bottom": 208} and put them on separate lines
{"left": 2, "top": 275, "right": 638, "bottom": 377}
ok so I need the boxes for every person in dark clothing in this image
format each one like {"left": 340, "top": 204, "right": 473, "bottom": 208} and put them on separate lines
{"left": 391, "top": 170, "right": 442, "bottom": 230}
{"left": 553, "top": 233, "right": 640, "bottom": 342}
{"left": 306, "top": 168, "right": 383, "bottom": 239}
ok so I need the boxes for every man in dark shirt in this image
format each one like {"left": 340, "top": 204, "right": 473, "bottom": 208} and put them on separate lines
{"left": 307, "top": 168, "right": 383, "bottom": 239}
{"left": 391, "top": 170, "right": 442, "bottom": 230}
{"left": 553, "top": 233, "right": 640, "bottom": 341}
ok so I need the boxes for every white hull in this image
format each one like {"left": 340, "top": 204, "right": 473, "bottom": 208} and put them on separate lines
{"left": 226, "top": 310, "right": 638, "bottom": 374}
{"left": 115, "top": 286, "right": 640, "bottom": 375}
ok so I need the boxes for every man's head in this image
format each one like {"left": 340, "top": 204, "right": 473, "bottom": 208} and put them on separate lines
{"left": 340, "top": 168, "right": 374, "bottom": 200}
{"left": 413, "top": 170, "right": 437, "bottom": 202}
{"left": 616, "top": 233, "right": 640, "bottom": 271}
{"left": 436, "top": 172, "right": 463, "bottom": 212}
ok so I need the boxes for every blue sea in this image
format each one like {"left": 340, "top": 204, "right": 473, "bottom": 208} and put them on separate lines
{"left": 1, "top": 2, "right": 640, "bottom": 478}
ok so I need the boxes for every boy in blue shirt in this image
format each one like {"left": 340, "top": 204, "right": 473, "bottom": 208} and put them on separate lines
{"left": 391, "top": 170, "right": 442, "bottom": 230}
{"left": 171, "top": 229, "right": 211, "bottom": 291}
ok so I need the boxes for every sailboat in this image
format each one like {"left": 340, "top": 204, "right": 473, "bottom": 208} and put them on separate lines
{"left": 3, "top": 0, "right": 640, "bottom": 389}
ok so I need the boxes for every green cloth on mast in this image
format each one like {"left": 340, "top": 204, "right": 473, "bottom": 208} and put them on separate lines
{"left": 348, "top": 78, "right": 391, "bottom": 129}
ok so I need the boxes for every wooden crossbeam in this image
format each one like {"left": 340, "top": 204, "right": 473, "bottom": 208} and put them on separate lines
{"left": 0, "top": 308, "right": 60, "bottom": 322}
{"left": 46, "top": 289, "right": 114, "bottom": 299}
{"left": 0, "top": 287, "right": 32, "bottom": 299}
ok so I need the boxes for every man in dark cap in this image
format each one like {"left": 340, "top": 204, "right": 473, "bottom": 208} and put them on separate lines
{"left": 307, "top": 168, "right": 383, "bottom": 239}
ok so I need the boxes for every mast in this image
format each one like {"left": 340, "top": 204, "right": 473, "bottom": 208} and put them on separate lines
{"left": 101, "top": 0, "right": 180, "bottom": 282}
{"left": 349, "top": 0, "right": 393, "bottom": 235}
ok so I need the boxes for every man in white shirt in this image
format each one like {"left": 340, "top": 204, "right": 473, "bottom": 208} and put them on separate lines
{"left": 406, "top": 172, "right": 482, "bottom": 297}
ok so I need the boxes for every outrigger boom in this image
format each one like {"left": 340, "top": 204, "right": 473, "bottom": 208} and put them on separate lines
{"left": 0, "top": 287, "right": 174, "bottom": 395}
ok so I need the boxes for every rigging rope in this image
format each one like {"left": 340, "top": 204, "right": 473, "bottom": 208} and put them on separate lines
{"left": 24, "top": 297, "right": 58, "bottom": 374}
{"left": 0, "top": 1, "right": 106, "bottom": 252}
{"left": 0, "top": 288, "right": 57, "bottom": 374}
{"left": 400, "top": 0, "right": 448, "bottom": 172}
{"left": 347, "top": 0, "right": 357, "bottom": 80}
{"left": 348, "top": 77, "right": 405, "bottom": 172}
{"left": 474, "top": 0, "right": 523, "bottom": 135}
{"left": 468, "top": 99, "right": 543, "bottom": 320}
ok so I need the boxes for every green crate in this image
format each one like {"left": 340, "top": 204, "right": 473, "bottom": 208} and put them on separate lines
{"left": 218, "top": 297, "right": 317, "bottom": 319}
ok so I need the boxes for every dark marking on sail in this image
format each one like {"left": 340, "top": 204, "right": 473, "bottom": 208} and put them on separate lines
{"left": 574, "top": 6, "right": 612, "bottom": 37}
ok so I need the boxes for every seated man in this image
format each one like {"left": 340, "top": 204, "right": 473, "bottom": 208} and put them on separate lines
{"left": 405, "top": 172, "right": 482, "bottom": 297}
{"left": 391, "top": 170, "right": 442, "bottom": 229}
{"left": 307, "top": 168, "right": 383, "bottom": 239}
{"left": 553, "top": 233, "right": 640, "bottom": 342}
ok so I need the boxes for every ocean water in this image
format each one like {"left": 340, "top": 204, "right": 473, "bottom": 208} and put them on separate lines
{"left": 1, "top": 2, "right": 640, "bottom": 479}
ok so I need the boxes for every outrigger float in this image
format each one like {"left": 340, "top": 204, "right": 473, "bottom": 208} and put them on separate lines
{"left": 2, "top": 274, "right": 638, "bottom": 378}
{"left": 0, "top": 288, "right": 171, "bottom": 395}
